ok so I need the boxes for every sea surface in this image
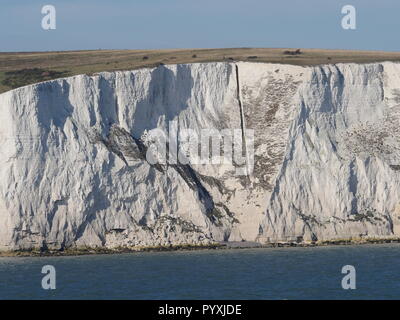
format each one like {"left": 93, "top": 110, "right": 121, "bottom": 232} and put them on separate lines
{"left": 1, "top": 244, "right": 400, "bottom": 299}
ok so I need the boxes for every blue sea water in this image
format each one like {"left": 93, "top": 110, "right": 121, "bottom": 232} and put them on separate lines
{"left": 1, "top": 244, "right": 400, "bottom": 299}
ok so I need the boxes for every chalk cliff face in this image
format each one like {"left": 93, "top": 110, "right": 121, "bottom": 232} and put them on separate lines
{"left": 1, "top": 61, "right": 400, "bottom": 251}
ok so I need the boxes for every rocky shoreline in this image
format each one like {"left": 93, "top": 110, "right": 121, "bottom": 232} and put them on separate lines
{"left": 2, "top": 237, "right": 400, "bottom": 257}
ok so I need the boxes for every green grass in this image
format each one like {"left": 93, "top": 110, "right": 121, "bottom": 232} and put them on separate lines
{"left": 1, "top": 68, "right": 69, "bottom": 89}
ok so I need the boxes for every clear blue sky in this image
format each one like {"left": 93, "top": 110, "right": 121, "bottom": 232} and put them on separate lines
{"left": 1, "top": 0, "right": 399, "bottom": 52}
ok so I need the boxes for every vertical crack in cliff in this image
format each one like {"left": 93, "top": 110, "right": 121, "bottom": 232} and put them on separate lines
{"left": 235, "top": 64, "right": 250, "bottom": 180}
{"left": 349, "top": 160, "right": 358, "bottom": 215}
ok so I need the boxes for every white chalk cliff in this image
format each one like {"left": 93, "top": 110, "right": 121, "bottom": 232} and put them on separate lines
{"left": 1, "top": 61, "right": 400, "bottom": 251}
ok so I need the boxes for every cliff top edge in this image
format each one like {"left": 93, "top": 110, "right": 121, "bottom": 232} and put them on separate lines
{"left": 1, "top": 48, "right": 400, "bottom": 94}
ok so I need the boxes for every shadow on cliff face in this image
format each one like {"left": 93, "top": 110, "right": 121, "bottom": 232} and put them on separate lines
{"left": 33, "top": 79, "right": 117, "bottom": 248}
{"left": 23, "top": 80, "right": 76, "bottom": 248}
{"left": 90, "top": 75, "right": 120, "bottom": 130}
{"left": 35, "top": 80, "right": 74, "bottom": 133}
{"left": 131, "top": 64, "right": 194, "bottom": 138}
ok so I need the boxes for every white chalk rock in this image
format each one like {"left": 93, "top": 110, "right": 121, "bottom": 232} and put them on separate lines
{"left": 0, "top": 61, "right": 399, "bottom": 250}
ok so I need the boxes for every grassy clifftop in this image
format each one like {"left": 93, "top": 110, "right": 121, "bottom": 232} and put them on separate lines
{"left": 1, "top": 47, "right": 400, "bottom": 93}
